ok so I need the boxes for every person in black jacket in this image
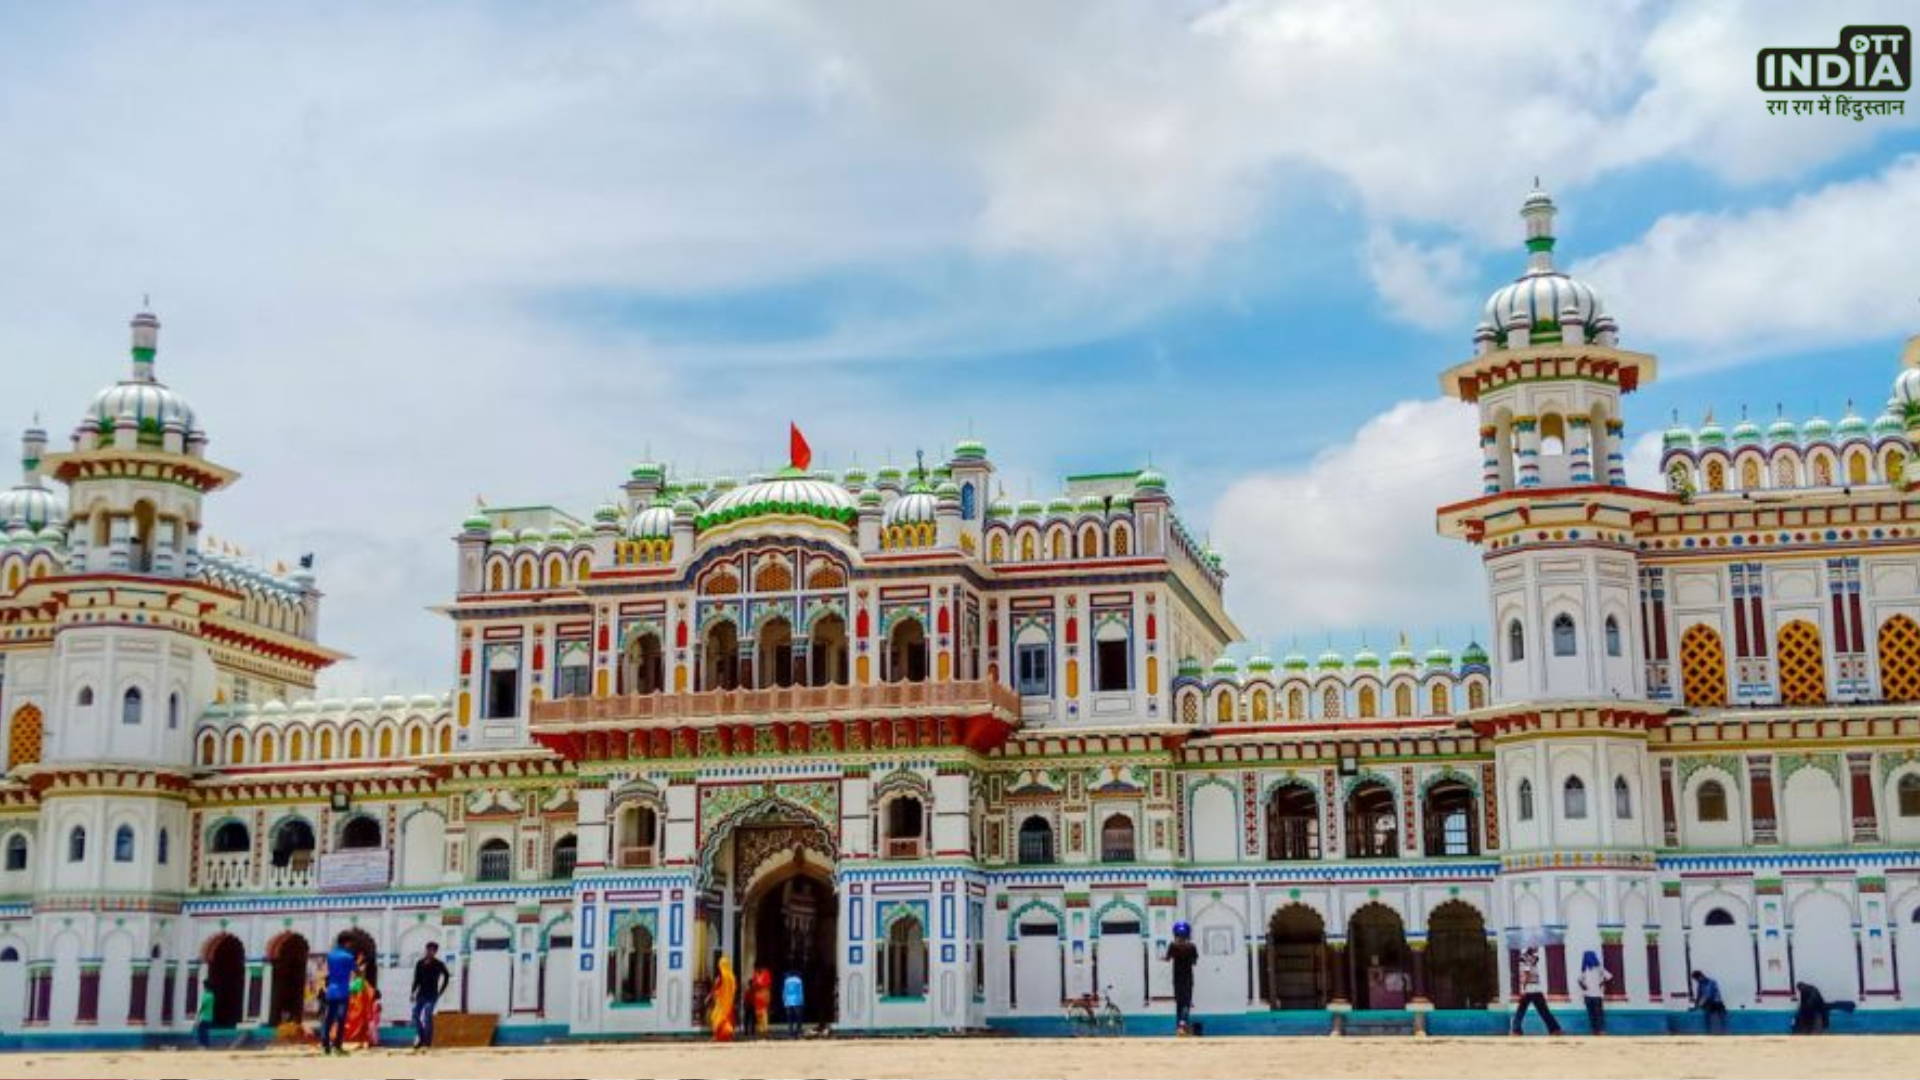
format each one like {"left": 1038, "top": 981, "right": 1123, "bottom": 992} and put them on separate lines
{"left": 410, "top": 942, "right": 452, "bottom": 1051}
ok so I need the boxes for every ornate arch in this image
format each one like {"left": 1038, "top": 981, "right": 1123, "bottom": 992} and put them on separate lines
{"left": 804, "top": 599, "right": 848, "bottom": 631}
{"left": 1006, "top": 898, "right": 1066, "bottom": 940}
{"left": 1340, "top": 769, "right": 1399, "bottom": 800}
{"left": 1089, "top": 897, "right": 1148, "bottom": 935}
{"left": 1419, "top": 766, "right": 1480, "bottom": 797}
{"left": 695, "top": 794, "right": 837, "bottom": 889}
{"left": 619, "top": 620, "right": 665, "bottom": 650}
{"left": 880, "top": 606, "right": 928, "bottom": 636}
{"left": 463, "top": 913, "right": 516, "bottom": 951}
{"left": 1262, "top": 774, "right": 1318, "bottom": 804}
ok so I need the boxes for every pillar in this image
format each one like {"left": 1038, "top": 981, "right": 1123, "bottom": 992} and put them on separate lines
{"left": 1605, "top": 419, "right": 1628, "bottom": 486}
{"left": 1328, "top": 940, "right": 1350, "bottom": 1005}
{"left": 1600, "top": 933, "right": 1625, "bottom": 997}
{"left": 1645, "top": 932, "right": 1663, "bottom": 1000}
{"left": 1568, "top": 416, "right": 1594, "bottom": 484}
{"left": 1515, "top": 416, "right": 1541, "bottom": 488}
{"left": 1408, "top": 939, "right": 1430, "bottom": 1004}
{"left": 1848, "top": 753, "right": 1879, "bottom": 843}
{"left": 77, "top": 963, "right": 100, "bottom": 1024}
{"left": 1748, "top": 757, "right": 1777, "bottom": 845}
{"left": 128, "top": 962, "right": 150, "bottom": 1024}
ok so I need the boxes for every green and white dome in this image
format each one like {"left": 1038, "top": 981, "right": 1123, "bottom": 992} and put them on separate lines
{"left": 629, "top": 505, "right": 675, "bottom": 540}
{"left": 697, "top": 469, "right": 858, "bottom": 531}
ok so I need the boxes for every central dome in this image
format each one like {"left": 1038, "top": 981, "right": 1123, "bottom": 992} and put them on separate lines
{"left": 696, "top": 468, "right": 858, "bottom": 531}
{"left": 80, "top": 311, "right": 203, "bottom": 449}
{"left": 1476, "top": 186, "right": 1616, "bottom": 350}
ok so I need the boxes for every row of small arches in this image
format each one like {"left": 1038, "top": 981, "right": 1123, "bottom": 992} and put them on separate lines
{"left": 1176, "top": 677, "right": 1488, "bottom": 725}
{"left": 1514, "top": 774, "right": 1634, "bottom": 823}
{"left": 1667, "top": 443, "right": 1907, "bottom": 495}
{"left": 1505, "top": 613, "right": 1625, "bottom": 661}
{"left": 0, "top": 552, "right": 58, "bottom": 595}
{"left": 985, "top": 520, "right": 1133, "bottom": 565}
{"left": 483, "top": 548, "right": 593, "bottom": 594}
{"left": 18, "top": 823, "right": 173, "bottom": 867}
{"left": 195, "top": 718, "right": 454, "bottom": 767}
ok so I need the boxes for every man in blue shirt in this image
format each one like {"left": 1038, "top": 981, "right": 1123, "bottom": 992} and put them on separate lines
{"left": 321, "top": 933, "right": 358, "bottom": 1054}
{"left": 1691, "top": 970, "right": 1728, "bottom": 1035}
{"left": 782, "top": 970, "right": 805, "bottom": 1038}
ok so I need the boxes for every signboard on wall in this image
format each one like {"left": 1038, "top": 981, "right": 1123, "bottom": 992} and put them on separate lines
{"left": 318, "top": 849, "right": 391, "bottom": 893}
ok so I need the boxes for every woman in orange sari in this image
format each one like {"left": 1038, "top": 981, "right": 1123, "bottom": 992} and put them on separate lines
{"left": 749, "top": 966, "right": 772, "bottom": 1038}
{"left": 342, "top": 955, "right": 381, "bottom": 1047}
{"left": 708, "top": 956, "right": 738, "bottom": 1042}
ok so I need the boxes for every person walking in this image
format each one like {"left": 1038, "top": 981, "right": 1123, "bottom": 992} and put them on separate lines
{"left": 1510, "top": 946, "right": 1562, "bottom": 1035}
{"left": 1690, "top": 970, "right": 1727, "bottom": 1034}
{"left": 1165, "top": 921, "right": 1199, "bottom": 1036}
{"left": 749, "top": 965, "right": 773, "bottom": 1038}
{"left": 319, "top": 932, "right": 358, "bottom": 1055}
{"left": 782, "top": 969, "right": 805, "bottom": 1038}
{"left": 194, "top": 980, "right": 216, "bottom": 1048}
{"left": 1576, "top": 951, "right": 1611, "bottom": 1034}
{"left": 707, "top": 956, "right": 738, "bottom": 1042}
{"left": 410, "top": 942, "right": 451, "bottom": 1051}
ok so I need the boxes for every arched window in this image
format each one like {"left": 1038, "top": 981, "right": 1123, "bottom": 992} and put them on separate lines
{"left": 1394, "top": 684, "right": 1413, "bottom": 717}
{"left": 1604, "top": 616, "right": 1622, "bottom": 658}
{"left": 67, "top": 825, "right": 86, "bottom": 863}
{"left": 1901, "top": 773, "right": 1920, "bottom": 817}
{"left": 1430, "top": 684, "right": 1448, "bottom": 715}
{"left": 1551, "top": 614, "right": 1576, "bottom": 657}
{"left": 270, "top": 819, "right": 316, "bottom": 870}
{"left": 1423, "top": 779, "right": 1477, "bottom": 857}
{"left": 551, "top": 834, "right": 578, "bottom": 879}
{"left": 1215, "top": 692, "right": 1233, "bottom": 725}
{"left": 113, "top": 824, "right": 135, "bottom": 863}
{"left": 1099, "top": 814, "right": 1136, "bottom": 863}
{"left": 1345, "top": 781, "right": 1397, "bottom": 858}
{"left": 77, "top": 686, "right": 94, "bottom": 708}
{"left": 1507, "top": 620, "right": 1525, "bottom": 662}
{"left": 476, "top": 838, "right": 512, "bottom": 882}
{"left": 1563, "top": 776, "right": 1588, "bottom": 820}
{"left": 1287, "top": 687, "right": 1305, "bottom": 719}
{"left": 1613, "top": 776, "right": 1633, "bottom": 819}
{"left": 1467, "top": 681, "right": 1487, "bottom": 709}
{"left": 1703, "top": 908, "right": 1736, "bottom": 927}
{"left": 883, "top": 796, "right": 925, "bottom": 859}
{"left": 1321, "top": 686, "right": 1340, "bottom": 719}
{"left": 157, "top": 828, "right": 170, "bottom": 865}
{"left": 168, "top": 692, "right": 182, "bottom": 729}
{"left": 882, "top": 915, "right": 928, "bottom": 999}
{"left": 1697, "top": 779, "right": 1729, "bottom": 822}
{"left": 613, "top": 923, "right": 655, "bottom": 1004}
{"left": 209, "top": 821, "right": 250, "bottom": 854}
{"left": 1266, "top": 784, "right": 1319, "bottom": 860}
{"left": 4, "top": 834, "right": 27, "bottom": 871}
{"left": 1017, "top": 816, "right": 1055, "bottom": 865}
{"left": 1357, "top": 685, "right": 1377, "bottom": 718}
{"left": 339, "top": 816, "right": 381, "bottom": 850}
{"left": 1516, "top": 779, "right": 1535, "bottom": 822}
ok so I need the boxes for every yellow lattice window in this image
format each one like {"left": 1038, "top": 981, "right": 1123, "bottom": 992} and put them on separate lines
{"left": 754, "top": 560, "right": 793, "bottom": 592}
{"left": 1706, "top": 459, "right": 1726, "bottom": 491}
{"left": 1112, "top": 526, "right": 1130, "bottom": 556}
{"left": 1680, "top": 624, "right": 1728, "bottom": 707}
{"left": 517, "top": 562, "right": 534, "bottom": 590}
{"left": 1776, "top": 619, "right": 1826, "bottom": 706}
{"left": 1050, "top": 531, "right": 1067, "bottom": 560}
{"left": 1467, "top": 681, "right": 1487, "bottom": 709}
{"left": 1322, "top": 686, "right": 1341, "bottom": 719}
{"left": 1251, "top": 690, "right": 1270, "bottom": 722}
{"left": 702, "top": 570, "right": 740, "bottom": 596}
{"left": 1812, "top": 455, "right": 1834, "bottom": 486}
{"left": 1878, "top": 615, "right": 1920, "bottom": 703}
{"left": 1180, "top": 691, "right": 1199, "bottom": 724}
{"left": 1888, "top": 450, "right": 1907, "bottom": 485}
{"left": 1741, "top": 458, "right": 1761, "bottom": 489}
{"left": 1847, "top": 451, "right": 1869, "bottom": 485}
{"left": 1020, "top": 533, "right": 1036, "bottom": 562}
{"left": 1430, "top": 684, "right": 1448, "bottom": 715}
{"left": 6, "top": 706, "right": 42, "bottom": 771}
{"left": 489, "top": 563, "right": 505, "bottom": 591}
{"left": 1215, "top": 693, "right": 1233, "bottom": 724}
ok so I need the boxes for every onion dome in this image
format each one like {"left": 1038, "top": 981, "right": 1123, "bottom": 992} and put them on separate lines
{"left": 1176, "top": 656, "right": 1204, "bottom": 679}
{"left": 1316, "top": 649, "right": 1345, "bottom": 670}
{"left": 1110, "top": 493, "right": 1133, "bottom": 511}
{"left": 884, "top": 485, "right": 939, "bottom": 527}
{"left": 628, "top": 461, "right": 664, "bottom": 482}
{"left": 592, "top": 502, "right": 622, "bottom": 524}
{"left": 1209, "top": 656, "right": 1240, "bottom": 680}
{"left": 672, "top": 496, "right": 699, "bottom": 516}
{"left": 1283, "top": 650, "right": 1311, "bottom": 672}
{"left": 629, "top": 505, "right": 675, "bottom": 540}
{"left": 679, "top": 477, "right": 709, "bottom": 499}
{"left": 1478, "top": 186, "right": 1610, "bottom": 349}
{"left": 1730, "top": 411, "right": 1762, "bottom": 447}
{"left": 1246, "top": 651, "right": 1276, "bottom": 676}
{"left": 1695, "top": 413, "right": 1726, "bottom": 449}
{"left": 490, "top": 528, "right": 514, "bottom": 545}
{"left": 712, "top": 475, "right": 739, "bottom": 493}
{"left": 953, "top": 437, "right": 987, "bottom": 462}
{"left": 986, "top": 493, "right": 1013, "bottom": 518}
{"left": 0, "top": 428, "right": 63, "bottom": 531}
{"left": 1017, "top": 497, "right": 1045, "bottom": 518}
{"left": 1134, "top": 467, "right": 1167, "bottom": 493}
{"left": 1459, "top": 641, "right": 1489, "bottom": 666}
{"left": 857, "top": 487, "right": 883, "bottom": 510}
{"left": 1661, "top": 415, "right": 1694, "bottom": 451}
{"left": 1895, "top": 368, "right": 1920, "bottom": 414}
{"left": 516, "top": 528, "right": 543, "bottom": 545}
{"left": 697, "top": 468, "right": 859, "bottom": 531}
{"left": 1872, "top": 411, "right": 1904, "bottom": 439}
{"left": 1801, "top": 414, "right": 1834, "bottom": 442}
{"left": 548, "top": 523, "right": 576, "bottom": 543}
{"left": 1389, "top": 641, "right": 1416, "bottom": 669}
{"left": 1837, "top": 405, "right": 1871, "bottom": 441}
{"left": 876, "top": 465, "right": 904, "bottom": 487}
{"left": 934, "top": 480, "right": 961, "bottom": 500}
{"left": 1424, "top": 644, "right": 1455, "bottom": 668}
{"left": 1076, "top": 493, "right": 1105, "bottom": 515}
{"left": 82, "top": 310, "right": 201, "bottom": 449}
{"left": 1351, "top": 647, "right": 1380, "bottom": 670}
{"left": 1766, "top": 411, "right": 1800, "bottom": 444}
{"left": 843, "top": 466, "right": 870, "bottom": 486}
{"left": 1046, "top": 495, "right": 1074, "bottom": 516}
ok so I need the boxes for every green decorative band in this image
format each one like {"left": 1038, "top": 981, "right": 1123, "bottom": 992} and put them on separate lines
{"left": 132, "top": 347, "right": 156, "bottom": 362}
{"left": 1526, "top": 237, "right": 1554, "bottom": 253}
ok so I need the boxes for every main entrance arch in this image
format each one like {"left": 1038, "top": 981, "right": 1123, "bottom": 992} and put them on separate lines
{"left": 266, "top": 931, "right": 311, "bottom": 1026}
{"left": 741, "top": 857, "right": 838, "bottom": 1028}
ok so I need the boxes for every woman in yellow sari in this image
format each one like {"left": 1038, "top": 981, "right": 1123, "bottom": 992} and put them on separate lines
{"left": 708, "top": 956, "right": 738, "bottom": 1042}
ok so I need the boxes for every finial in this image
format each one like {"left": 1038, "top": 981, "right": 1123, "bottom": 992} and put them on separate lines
{"left": 915, "top": 448, "right": 926, "bottom": 482}
{"left": 1740, "top": 404, "right": 1748, "bottom": 420}
{"left": 1533, "top": 175, "right": 1540, "bottom": 188}
{"left": 1703, "top": 407, "right": 1715, "bottom": 425}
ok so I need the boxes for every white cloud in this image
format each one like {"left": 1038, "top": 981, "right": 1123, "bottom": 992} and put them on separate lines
{"left": 1365, "top": 230, "right": 1475, "bottom": 331}
{"left": 1210, "top": 398, "right": 1486, "bottom": 645}
{"left": 1576, "top": 154, "right": 1920, "bottom": 365}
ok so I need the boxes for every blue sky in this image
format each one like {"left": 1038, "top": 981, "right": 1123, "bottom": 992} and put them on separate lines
{"left": 2, "top": 2, "right": 1920, "bottom": 691}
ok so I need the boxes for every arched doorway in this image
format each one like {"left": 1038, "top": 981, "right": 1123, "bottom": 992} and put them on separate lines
{"left": 704, "top": 621, "right": 740, "bottom": 691}
{"left": 757, "top": 617, "right": 795, "bottom": 688}
{"left": 201, "top": 934, "right": 247, "bottom": 1028}
{"left": 1265, "top": 905, "right": 1327, "bottom": 1009}
{"left": 266, "top": 932, "right": 310, "bottom": 1026}
{"left": 623, "top": 632, "right": 664, "bottom": 695}
{"left": 809, "top": 615, "right": 849, "bottom": 686}
{"left": 1348, "top": 904, "right": 1410, "bottom": 1009}
{"left": 742, "top": 862, "right": 838, "bottom": 1027}
{"left": 887, "top": 619, "right": 928, "bottom": 683}
{"left": 1426, "top": 900, "right": 1495, "bottom": 1008}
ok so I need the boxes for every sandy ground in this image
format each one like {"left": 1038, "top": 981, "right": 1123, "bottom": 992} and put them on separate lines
{"left": 2, "top": 1035, "right": 1914, "bottom": 1080}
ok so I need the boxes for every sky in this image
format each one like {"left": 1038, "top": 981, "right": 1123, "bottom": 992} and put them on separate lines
{"left": 3, "top": 1, "right": 1919, "bottom": 694}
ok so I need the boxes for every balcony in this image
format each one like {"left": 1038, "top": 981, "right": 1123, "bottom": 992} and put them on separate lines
{"left": 616, "top": 845, "right": 656, "bottom": 869}
{"left": 884, "top": 837, "right": 925, "bottom": 860}
{"left": 532, "top": 678, "right": 1021, "bottom": 727}
{"left": 199, "top": 853, "right": 317, "bottom": 893}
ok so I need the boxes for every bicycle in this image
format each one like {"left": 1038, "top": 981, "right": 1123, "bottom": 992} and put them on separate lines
{"left": 1064, "top": 985, "right": 1125, "bottom": 1036}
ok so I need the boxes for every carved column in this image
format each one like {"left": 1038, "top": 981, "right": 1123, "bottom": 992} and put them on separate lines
{"left": 1747, "top": 756, "right": 1777, "bottom": 845}
{"left": 1848, "top": 753, "right": 1879, "bottom": 843}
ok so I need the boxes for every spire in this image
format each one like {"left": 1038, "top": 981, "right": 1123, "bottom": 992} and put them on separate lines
{"left": 1521, "top": 182, "right": 1557, "bottom": 273}
{"left": 129, "top": 306, "right": 160, "bottom": 383}
{"left": 19, "top": 422, "right": 45, "bottom": 488}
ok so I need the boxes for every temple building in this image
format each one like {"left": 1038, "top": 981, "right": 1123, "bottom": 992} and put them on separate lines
{"left": 0, "top": 187, "right": 1917, "bottom": 1043}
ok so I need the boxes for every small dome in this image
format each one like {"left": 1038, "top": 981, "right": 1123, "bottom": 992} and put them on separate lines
{"left": 953, "top": 437, "right": 988, "bottom": 461}
{"left": 1389, "top": 643, "right": 1416, "bottom": 668}
{"left": 490, "top": 529, "right": 514, "bottom": 545}
{"left": 1110, "top": 493, "right": 1133, "bottom": 511}
{"left": 1176, "top": 656, "right": 1205, "bottom": 678}
{"left": 1730, "top": 414, "right": 1762, "bottom": 446}
{"left": 1134, "top": 468, "right": 1167, "bottom": 492}
{"left": 986, "top": 494, "right": 1013, "bottom": 518}
{"left": 934, "top": 480, "right": 961, "bottom": 500}
{"left": 628, "top": 461, "right": 664, "bottom": 482}
{"left": 843, "top": 466, "right": 870, "bottom": 486}
{"left": 1046, "top": 495, "right": 1074, "bottom": 515}
{"left": 1424, "top": 645, "right": 1455, "bottom": 667}
{"left": 1894, "top": 368, "right": 1920, "bottom": 411}
{"left": 1661, "top": 419, "right": 1694, "bottom": 451}
{"left": 699, "top": 470, "right": 859, "bottom": 531}
{"left": 459, "top": 511, "right": 491, "bottom": 532}
{"left": 1872, "top": 411, "right": 1904, "bottom": 439}
{"left": 1477, "top": 187, "right": 1611, "bottom": 350}
{"left": 1837, "top": 407, "right": 1871, "bottom": 440}
{"left": 1017, "top": 497, "right": 1045, "bottom": 518}
{"left": 1246, "top": 652, "right": 1276, "bottom": 674}
{"left": 1351, "top": 647, "right": 1380, "bottom": 670}
{"left": 548, "top": 523, "right": 575, "bottom": 542}
{"left": 629, "top": 505, "right": 675, "bottom": 540}
{"left": 0, "top": 485, "right": 62, "bottom": 532}
{"left": 1316, "top": 649, "right": 1345, "bottom": 670}
{"left": 858, "top": 487, "right": 884, "bottom": 508}
{"left": 516, "top": 528, "right": 542, "bottom": 544}
{"left": 679, "top": 477, "right": 709, "bottom": 497}
{"left": 1460, "top": 641, "right": 1489, "bottom": 666}
{"left": 1209, "top": 656, "right": 1240, "bottom": 679}
{"left": 875, "top": 465, "right": 904, "bottom": 486}
{"left": 1766, "top": 414, "right": 1800, "bottom": 443}
{"left": 1801, "top": 414, "right": 1834, "bottom": 441}
{"left": 1075, "top": 494, "right": 1105, "bottom": 515}
{"left": 1695, "top": 415, "right": 1727, "bottom": 448}
{"left": 592, "top": 502, "right": 622, "bottom": 523}
{"left": 672, "top": 496, "right": 699, "bottom": 515}
{"left": 1282, "top": 651, "right": 1311, "bottom": 671}
{"left": 884, "top": 488, "right": 939, "bottom": 527}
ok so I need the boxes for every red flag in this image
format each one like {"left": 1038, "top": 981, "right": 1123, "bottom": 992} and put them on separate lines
{"left": 789, "top": 423, "right": 812, "bottom": 472}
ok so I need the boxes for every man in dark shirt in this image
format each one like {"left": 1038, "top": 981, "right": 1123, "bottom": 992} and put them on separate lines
{"left": 1165, "top": 921, "right": 1199, "bottom": 1035}
{"left": 410, "top": 942, "right": 452, "bottom": 1050}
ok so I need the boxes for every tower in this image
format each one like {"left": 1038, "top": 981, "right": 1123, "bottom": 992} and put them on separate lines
{"left": 1436, "top": 186, "right": 1664, "bottom": 704}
